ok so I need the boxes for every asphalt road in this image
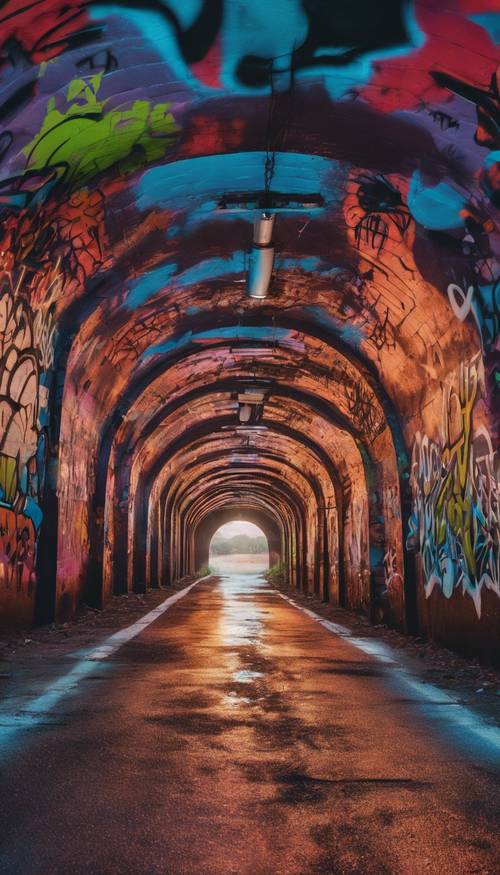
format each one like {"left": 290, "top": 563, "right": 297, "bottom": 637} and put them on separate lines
{"left": 0, "top": 573, "right": 499, "bottom": 875}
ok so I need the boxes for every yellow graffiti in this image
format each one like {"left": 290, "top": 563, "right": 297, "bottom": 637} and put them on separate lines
{"left": 408, "top": 356, "right": 499, "bottom": 617}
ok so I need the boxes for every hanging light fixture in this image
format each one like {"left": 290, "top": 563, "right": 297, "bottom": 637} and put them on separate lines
{"left": 237, "top": 388, "right": 265, "bottom": 422}
{"left": 247, "top": 212, "right": 275, "bottom": 298}
{"left": 217, "top": 63, "right": 321, "bottom": 299}
{"left": 238, "top": 403, "right": 253, "bottom": 423}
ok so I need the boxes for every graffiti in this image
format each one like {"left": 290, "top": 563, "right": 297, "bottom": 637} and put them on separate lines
{"left": 344, "top": 377, "right": 386, "bottom": 440}
{"left": 0, "top": 183, "right": 106, "bottom": 307}
{"left": 77, "top": 49, "right": 118, "bottom": 74}
{"left": 343, "top": 171, "right": 420, "bottom": 354}
{"left": 0, "top": 60, "right": 179, "bottom": 582}
{"left": 427, "top": 108, "right": 459, "bottom": 131}
{"left": 0, "top": 507, "right": 36, "bottom": 594}
{"left": 0, "top": 71, "right": 177, "bottom": 301}
{"left": 368, "top": 307, "right": 396, "bottom": 352}
{"left": 383, "top": 544, "right": 402, "bottom": 591}
{"left": 447, "top": 279, "right": 500, "bottom": 354}
{"left": 0, "top": 216, "right": 41, "bottom": 600}
{"left": 0, "top": 0, "right": 495, "bottom": 669}
{"left": 79, "top": 0, "right": 417, "bottom": 92}
{"left": 33, "top": 308, "right": 57, "bottom": 372}
{"left": 383, "top": 485, "right": 401, "bottom": 522}
{"left": 24, "top": 74, "right": 178, "bottom": 192}
{"left": 0, "top": 285, "right": 40, "bottom": 474}
{"left": 0, "top": 72, "right": 179, "bottom": 306}
{"left": 432, "top": 67, "right": 500, "bottom": 151}
{"left": 350, "top": 174, "right": 412, "bottom": 255}
{"left": 347, "top": 494, "right": 369, "bottom": 608}
{"left": 407, "top": 357, "right": 500, "bottom": 616}
{"left": 0, "top": 1, "right": 98, "bottom": 70}
{"left": 235, "top": 0, "right": 414, "bottom": 87}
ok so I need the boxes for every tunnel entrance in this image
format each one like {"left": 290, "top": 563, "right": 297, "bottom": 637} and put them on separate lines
{"left": 209, "top": 522, "right": 269, "bottom": 575}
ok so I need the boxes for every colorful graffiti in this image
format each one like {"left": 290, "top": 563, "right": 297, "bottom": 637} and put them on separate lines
{"left": 0, "top": 507, "right": 36, "bottom": 595}
{"left": 0, "top": 0, "right": 497, "bottom": 661}
{"left": 24, "top": 74, "right": 178, "bottom": 192}
{"left": 447, "top": 280, "right": 500, "bottom": 356}
{"left": 0, "top": 274, "right": 50, "bottom": 613}
{"left": 407, "top": 357, "right": 500, "bottom": 617}
{"left": 383, "top": 544, "right": 402, "bottom": 593}
{"left": 0, "top": 268, "right": 48, "bottom": 528}
{"left": 0, "top": 59, "right": 179, "bottom": 614}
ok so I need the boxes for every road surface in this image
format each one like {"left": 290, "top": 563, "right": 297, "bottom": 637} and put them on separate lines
{"left": 0, "top": 573, "right": 499, "bottom": 874}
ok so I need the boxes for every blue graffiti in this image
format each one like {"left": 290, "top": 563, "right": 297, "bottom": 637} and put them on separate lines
{"left": 126, "top": 251, "right": 342, "bottom": 309}
{"left": 135, "top": 152, "right": 342, "bottom": 213}
{"left": 126, "top": 263, "right": 178, "bottom": 309}
{"left": 91, "top": 1, "right": 424, "bottom": 98}
{"left": 408, "top": 171, "right": 466, "bottom": 230}
{"left": 469, "top": 13, "right": 500, "bottom": 44}
{"left": 305, "top": 305, "right": 365, "bottom": 350}
{"left": 141, "top": 324, "right": 296, "bottom": 359}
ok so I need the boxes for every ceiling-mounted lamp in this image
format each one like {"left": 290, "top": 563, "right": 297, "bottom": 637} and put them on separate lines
{"left": 247, "top": 212, "right": 275, "bottom": 299}
{"left": 237, "top": 388, "right": 265, "bottom": 423}
{"left": 219, "top": 189, "right": 323, "bottom": 300}
{"left": 238, "top": 403, "right": 253, "bottom": 423}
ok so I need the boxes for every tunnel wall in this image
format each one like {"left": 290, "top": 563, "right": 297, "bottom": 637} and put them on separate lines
{"left": 0, "top": 1, "right": 498, "bottom": 665}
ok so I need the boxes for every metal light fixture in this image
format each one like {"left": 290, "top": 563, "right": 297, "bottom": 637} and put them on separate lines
{"left": 238, "top": 403, "right": 253, "bottom": 423}
{"left": 247, "top": 212, "right": 275, "bottom": 299}
{"left": 218, "top": 190, "right": 323, "bottom": 301}
{"left": 237, "top": 388, "right": 265, "bottom": 423}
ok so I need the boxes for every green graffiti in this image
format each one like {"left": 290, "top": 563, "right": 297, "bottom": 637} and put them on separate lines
{"left": 24, "top": 74, "right": 178, "bottom": 189}
{"left": 407, "top": 358, "right": 500, "bottom": 618}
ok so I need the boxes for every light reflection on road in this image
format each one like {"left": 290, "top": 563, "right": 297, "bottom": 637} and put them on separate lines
{"left": 216, "top": 572, "right": 268, "bottom": 648}
{"left": 216, "top": 572, "right": 268, "bottom": 708}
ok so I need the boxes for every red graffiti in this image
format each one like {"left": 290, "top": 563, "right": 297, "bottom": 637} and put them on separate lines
{"left": 0, "top": 506, "right": 36, "bottom": 594}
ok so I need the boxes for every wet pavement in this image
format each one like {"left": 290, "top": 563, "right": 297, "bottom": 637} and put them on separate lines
{"left": 0, "top": 573, "right": 499, "bottom": 875}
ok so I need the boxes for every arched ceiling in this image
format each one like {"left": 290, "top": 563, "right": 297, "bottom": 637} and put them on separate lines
{"left": 0, "top": 1, "right": 498, "bottom": 644}
{"left": 2, "top": 3, "right": 497, "bottom": 383}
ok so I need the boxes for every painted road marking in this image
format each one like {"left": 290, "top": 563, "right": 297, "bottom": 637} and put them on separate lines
{"left": 0, "top": 579, "right": 203, "bottom": 751}
{"left": 277, "top": 591, "right": 500, "bottom": 764}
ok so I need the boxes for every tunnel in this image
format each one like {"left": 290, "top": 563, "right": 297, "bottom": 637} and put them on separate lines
{"left": 0, "top": 0, "right": 498, "bottom": 672}
{"left": 1, "top": 4, "right": 500, "bottom": 873}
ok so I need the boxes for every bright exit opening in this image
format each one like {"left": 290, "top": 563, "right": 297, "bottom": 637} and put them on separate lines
{"left": 209, "top": 521, "right": 269, "bottom": 574}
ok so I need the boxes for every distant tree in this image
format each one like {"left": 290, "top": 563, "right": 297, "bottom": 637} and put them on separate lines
{"left": 211, "top": 534, "right": 268, "bottom": 555}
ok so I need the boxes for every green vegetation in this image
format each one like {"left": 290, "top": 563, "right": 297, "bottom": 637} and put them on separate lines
{"left": 210, "top": 534, "right": 268, "bottom": 555}
{"left": 196, "top": 565, "right": 212, "bottom": 578}
{"left": 265, "top": 562, "right": 288, "bottom": 587}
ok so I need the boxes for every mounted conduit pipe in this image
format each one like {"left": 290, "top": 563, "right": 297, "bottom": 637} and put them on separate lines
{"left": 247, "top": 212, "right": 275, "bottom": 298}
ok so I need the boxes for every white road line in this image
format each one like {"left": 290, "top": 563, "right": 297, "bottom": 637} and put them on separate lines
{"left": 277, "top": 591, "right": 500, "bottom": 763}
{"left": 0, "top": 579, "right": 204, "bottom": 751}
{"left": 86, "top": 579, "right": 200, "bottom": 660}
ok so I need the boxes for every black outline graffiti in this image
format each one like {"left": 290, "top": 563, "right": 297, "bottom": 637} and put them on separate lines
{"left": 353, "top": 173, "right": 411, "bottom": 254}
{"left": 432, "top": 68, "right": 500, "bottom": 149}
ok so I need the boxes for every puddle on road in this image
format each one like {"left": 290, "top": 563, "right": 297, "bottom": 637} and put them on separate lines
{"left": 217, "top": 573, "right": 269, "bottom": 648}
{"left": 215, "top": 574, "right": 270, "bottom": 710}
{"left": 233, "top": 670, "right": 263, "bottom": 684}
{"left": 223, "top": 692, "right": 252, "bottom": 707}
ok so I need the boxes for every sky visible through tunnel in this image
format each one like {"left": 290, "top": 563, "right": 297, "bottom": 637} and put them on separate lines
{"left": 209, "top": 521, "right": 270, "bottom": 574}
